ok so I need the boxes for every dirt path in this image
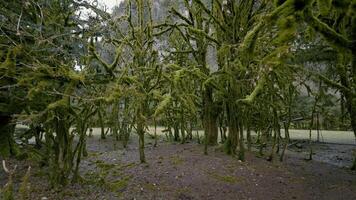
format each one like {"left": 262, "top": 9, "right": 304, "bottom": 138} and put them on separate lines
{"left": 1, "top": 135, "right": 355, "bottom": 200}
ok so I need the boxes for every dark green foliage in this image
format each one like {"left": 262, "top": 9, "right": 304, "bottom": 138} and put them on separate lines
{"left": 275, "top": 0, "right": 288, "bottom": 6}
{"left": 317, "top": 0, "right": 332, "bottom": 15}
{"left": 293, "top": 0, "right": 313, "bottom": 11}
{"left": 332, "top": 0, "right": 351, "bottom": 10}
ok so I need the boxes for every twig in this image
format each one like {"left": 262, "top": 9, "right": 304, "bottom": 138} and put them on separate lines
{"left": 16, "top": 8, "right": 23, "bottom": 36}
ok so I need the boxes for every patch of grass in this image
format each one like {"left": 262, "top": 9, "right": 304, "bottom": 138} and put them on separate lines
{"left": 88, "top": 152, "right": 101, "bottom": 157}
{"left": 143, "top": 183, "right": 156, "bottom": 191}
{"left": 225, "top": 164, "right": 236, "bottom": 173}
{"left": 122, "top": 162, "right": 136, "bottom": 169}
{"left": 91, "top": 159, "right": 116, "bottom": 172}
{"left": 170, "top": 156, "right": 184, "bottom": 165}
{"left": 112, "top": 169, "right": 122, "bottom": 176}
{"left": 84, "top": 171, "right": 106, "bottom": 185}
{"left": 96, "top": 162, "right": 116, "bottom": 171}
{"left": 107, "top": 176, "right": 131, "bottom": 192}
{"left": 208, "top": 172, "right": 240, "bottom": 184}
{"left": 175, "top": 187, "right": 192, "bottom": 199}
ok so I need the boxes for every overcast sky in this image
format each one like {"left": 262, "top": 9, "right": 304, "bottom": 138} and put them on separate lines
{"left": 98, "top": 0, "right": 123, "bottom": 11}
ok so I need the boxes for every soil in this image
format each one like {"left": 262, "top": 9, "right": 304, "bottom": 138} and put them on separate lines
{"left": 1, "top": 135, "right": 355, "bottom": 200}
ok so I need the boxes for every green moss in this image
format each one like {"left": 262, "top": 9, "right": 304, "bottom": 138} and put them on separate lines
{"left": 208, "top": 172, "right": 241, "bottom": 184}
{"left": 112, "top": 169, "right": 122, "bottom": 176}
{"left": 84, "top": 171, "right": 106, "bottom": 185}
{"left": 275, "top": 15, "right": 297, "bottom": 44}
{"left": 170, "top": 156, "right": 184, "bottom": 165}
{"left": 142, "top": 183, "right": 156, "bottom": 191}
{"left": 88, "top": 152, "right": 101, "bottom": 157}
{"left": 96, "top": 162, "right": 116, "bottom": 171}
{"left": 293, "top": 0, "right": 312, "bottom": 11}
{"left": 332, "top": 0, "right": 351, "bottom": 10}
{"left": 274, "top": 0, "right": 287, "bottom": 6}
{"left": 1, "top": 180, "right": 14, "bottom": 200}
{"left": 19, "top": 167, "right": 31, "bottom": 200}
{"left": 154, "top": 94, "right": 172, "bottom": 117}
{"left": 107, "top": 176, "right": 131, "bottom": 192}
{"left": 174, "top": 187, "right": 191, "bottom": 197}
{"left": 317, "top": 0, "right": 332, "bottom": 15}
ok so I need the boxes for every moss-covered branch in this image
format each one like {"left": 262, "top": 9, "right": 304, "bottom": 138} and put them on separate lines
{"left": 303, "top": 8, "right": 352, "bottom": 51}
{"left": 237, "top": 75, "right": 267, "bottom": 105}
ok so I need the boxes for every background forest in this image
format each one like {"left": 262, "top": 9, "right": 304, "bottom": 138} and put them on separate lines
{"left": 0, "top": 0, "right": 355, "bottom": 199}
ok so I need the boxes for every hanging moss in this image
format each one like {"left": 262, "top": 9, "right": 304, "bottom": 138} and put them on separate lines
{"left": 275, "top": 0, "right": 288, "bottom": 7}
{"left": 332, "top": 0, "right": 351, "bottom": 10}
{"left": 239, "top": 75, "right": 267, "bottom": 105}
{"left": 154, "top": 94, "right": 172, "bottom": 117}
{"left": 348, "top": 1, "right": 356, "bottom": 16}
{"left": 317, "top": 0, "right": 332, "bottom": 15}
{"left": 275, "top": 16, "right": 297, "bottom": 44}
{"left": 293, "top": 0, "right": 313, "bottom": 11}
{"left": 303, "top": 8, "right": 352, "bottom": 51}
{"left": 19, "top": 167, "right": 31, "bottom": 200}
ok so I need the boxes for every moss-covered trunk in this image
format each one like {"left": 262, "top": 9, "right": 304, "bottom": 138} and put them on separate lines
{"left": 137, "top": 103, "right": 146, "bottom": 163}
{"left": 225, "top": 102, "right": 239, "bottom": 155}
{"left": 203, "top": 87, "right": 218, "bottom": 146}
{"left": 238, "top": 122, "right": 245, "bottom": 161}
{"left": 98, "top": 108, "right": 105, "bottom": 139}
{"left": 112, "top": 102, "right": 119, "bottom": 141}
{"left": 246, "top": 125, "right": 252, "bottom": 151}
{"left": 280, "top": 122, "right": 290, "bottom": 162}
{"left": 0, "top": 116, "right": 18, "bottom": 158}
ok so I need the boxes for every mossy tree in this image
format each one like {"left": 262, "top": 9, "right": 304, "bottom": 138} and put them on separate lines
{"left": 90, "top": 0, "right": 167, "bottom": 163}
{"left": 169, "top": 0, "right": 220, "bottom": 151}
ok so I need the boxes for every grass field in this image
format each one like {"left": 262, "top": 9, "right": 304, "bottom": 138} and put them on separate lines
{"left": 16, "top": 124, "right": 355, "bottom": 145}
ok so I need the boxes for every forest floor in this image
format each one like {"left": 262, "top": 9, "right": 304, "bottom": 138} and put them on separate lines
{"left": 1, "top": 133, "right": 356, "bottom": 200}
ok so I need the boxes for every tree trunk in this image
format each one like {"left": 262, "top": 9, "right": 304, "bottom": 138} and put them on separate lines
{"left": 238, "top": 123, "right": 245, "bottom": 161}
{"left": 225, "top": 102, "right": 238, "bottom": 155}
{"left": 259, "top": 129, "right": 267, "bottom": 156}
{"left": 137, "top": 122, "right": 145, "bottom": 163}
{"left": 173, "top": 123, "right": 180, "bottom": 142}
{"left": 267, "top": 128, "right": 278, "bottom": 162}
{"left": 112, "top": 102, "right": 119, "bottom": 141}
{"left": 137, "top": 106, "right": 146, "bottom": 163}
{"left": 247, "top": 126, "right": 252, "bottom": 151}
{"left": 0, "top": 116, "right": 18, "bottom": 157}
{"left": 352, "top": 155, "right": 356, "bottom": 170}
{"left": 98, "top": 108, "right": 105, "bottom": 139}
{"left": 280, "top": 122, "right": 290, "bottom": 162}
{"left": 203, "top": 87, "right": 218, "bottom": 146}
{"left": 308, "top": 94, "right": 318, "bottom": 161}
{"left": 154, "top": 118, "right": 158, "bottom": 147}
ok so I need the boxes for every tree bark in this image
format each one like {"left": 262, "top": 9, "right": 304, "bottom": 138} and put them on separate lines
{"left": 137, "top": 104, "right": 146, "bottom": 163}
{"left": 0, "top": 116, "right": 18, "bottom": 158}
{"left": 247, "top": 125, "right": 252, "bottom": 151}
{"left": 98, "top": 108, "right": 105, "bottom": 139}
{"left": 225, "top": 102, "right": 238, "bottom": 155}
{"left": 280, "top": 122, "right": 290, "bottom": 162}
{"left": 238, "top": 122, "right": 245, "bottom": 161}
{"left": 203, "top": 87, "right": 218, "bottom": 146}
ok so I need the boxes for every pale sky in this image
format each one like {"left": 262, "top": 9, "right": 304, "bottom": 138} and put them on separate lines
{"left": 98, "top": 0, "right": 124, "bottom": 11}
